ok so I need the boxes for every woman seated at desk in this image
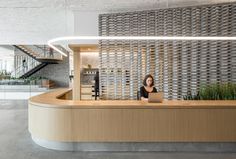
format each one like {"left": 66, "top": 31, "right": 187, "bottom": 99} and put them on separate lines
{"left": 140, "top": 74, "right": 157, "bottom": 101}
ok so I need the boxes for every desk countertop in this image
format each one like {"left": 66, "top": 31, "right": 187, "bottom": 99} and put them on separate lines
{"left": 29, "top": 88, "right": 236, "bottom": 109}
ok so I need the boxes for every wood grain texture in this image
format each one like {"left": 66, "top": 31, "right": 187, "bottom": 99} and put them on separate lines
{"left": 72, "top": 49, "right": 81, "bottom": 100}
{"left": 28, "top": 89, "right": 236, "bottom": 142}
{"left": 57, "top": 89, "right": 72, "bottom": 100}
{"left": 29, "top": 89, "right": 236, "bottom": 109}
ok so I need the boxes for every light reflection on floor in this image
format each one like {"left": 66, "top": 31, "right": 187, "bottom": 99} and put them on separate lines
{"left": 0, "top": 91, "right": 46, "bottom": 99}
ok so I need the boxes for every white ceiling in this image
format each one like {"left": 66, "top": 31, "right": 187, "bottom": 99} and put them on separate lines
{"left": 0, "top": 0, "right": 235, "bottom": 12}
{"left": 0, "top": 0, "right": 235, "bottom": 44}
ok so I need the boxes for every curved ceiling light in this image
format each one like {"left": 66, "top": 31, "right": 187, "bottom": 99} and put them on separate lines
{"left": 48, "top": 36, "right": 236, "bottom": 57}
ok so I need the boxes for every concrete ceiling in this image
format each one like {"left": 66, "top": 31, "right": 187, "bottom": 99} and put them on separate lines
{"left": 0, "top": 0, "right": 235, "bottom": 12}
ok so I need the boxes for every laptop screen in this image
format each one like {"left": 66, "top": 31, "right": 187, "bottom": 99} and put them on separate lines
{"left": 148, "top": 92, "right": 164, "bottom": 103}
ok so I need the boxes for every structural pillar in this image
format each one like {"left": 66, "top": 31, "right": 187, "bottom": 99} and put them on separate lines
{"left": 71, "top": 46, "right": 81, "bottom": 100}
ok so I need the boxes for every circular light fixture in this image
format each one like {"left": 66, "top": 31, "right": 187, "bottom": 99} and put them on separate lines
{"left": 48, "top": 36, "right": 236, "bottom": 57}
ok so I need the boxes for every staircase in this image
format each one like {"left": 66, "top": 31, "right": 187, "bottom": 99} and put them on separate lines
{"left": 13, "top": 45, "right": 38, "bottom": 59}
{"left": 12, "top": 45, "right": 63, "bottom": 78}
{"left": 20, "top": 63, "right": 48, "bottom": 78}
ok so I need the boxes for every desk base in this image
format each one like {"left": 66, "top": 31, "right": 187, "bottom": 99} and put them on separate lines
{"left": 32, "top": 136, "right": 236, "bottom": 152}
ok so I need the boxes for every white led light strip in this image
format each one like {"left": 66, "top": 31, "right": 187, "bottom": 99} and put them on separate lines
{"left": 48, "top": 36, "right": 236, "bottom": 57}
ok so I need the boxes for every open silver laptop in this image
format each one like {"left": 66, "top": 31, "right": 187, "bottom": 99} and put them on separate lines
{"left": 148, "top": 92, "right": 164, "bottom": 103}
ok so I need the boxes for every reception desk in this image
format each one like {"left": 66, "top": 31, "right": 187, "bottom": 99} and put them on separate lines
{"left": 28, "top": 89, "right": 236, "bottom": 151}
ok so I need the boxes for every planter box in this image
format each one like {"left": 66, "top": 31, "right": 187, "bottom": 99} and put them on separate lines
{"left": 41, "top": 79, "right": 55, "bottom": 89}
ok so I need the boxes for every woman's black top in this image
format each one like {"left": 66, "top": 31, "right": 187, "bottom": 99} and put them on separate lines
{"left": 140, "top": 86, "right": 157, "bottom": 98}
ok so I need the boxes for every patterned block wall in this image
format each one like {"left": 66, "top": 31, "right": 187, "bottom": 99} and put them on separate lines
{"left": 99, "top": 3, "right": 236, "bottom": 100}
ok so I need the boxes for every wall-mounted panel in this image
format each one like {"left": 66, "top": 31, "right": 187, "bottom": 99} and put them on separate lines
{"left": 99, "top": 3, "right": 236, "bottom": 99}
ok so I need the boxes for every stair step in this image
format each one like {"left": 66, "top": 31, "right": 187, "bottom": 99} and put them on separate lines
{"left": 13, "top": 45, "right": 60, "bottom": 78}
{"left": 18, "top": 45, "right": 39, "bottom": 57}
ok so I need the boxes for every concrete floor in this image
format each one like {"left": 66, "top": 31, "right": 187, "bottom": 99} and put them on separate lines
{"left": 0, "top": 99, "right": 236, "bottom": 159}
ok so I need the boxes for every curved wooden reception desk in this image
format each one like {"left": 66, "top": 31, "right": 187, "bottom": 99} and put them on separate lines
{"left": 28, "top": 89, "right": 236, "bottom": 151}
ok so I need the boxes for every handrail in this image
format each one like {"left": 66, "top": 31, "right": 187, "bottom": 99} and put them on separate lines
{"left": 32, "top": 45, "right": 63, "bottom": 59}
{"left": 12, "top": 60, "right": 40, "bottom": 78}
{"left": 11, "top": 45, "right": 63, "bottom": 78}
{"left": 33, "top": 45, "right": 45, "bottom": 51}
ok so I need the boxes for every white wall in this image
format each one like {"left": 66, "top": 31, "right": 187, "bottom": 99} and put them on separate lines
{"left": 73, "top": 11, "right": 99, "bottom": 44}
{"left": 81, "top": 52, "right": 99, "bottom": 68}
{"left": 74, "top": 11, "right": 99, "bottom": 36}
{"left": 0, "top": 46, "right": 14, "bottom": 72}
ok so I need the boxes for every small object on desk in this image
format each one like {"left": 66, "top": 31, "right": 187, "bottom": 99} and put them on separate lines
{"left": 148, "top": 92, "right": 164, "bottom": 103}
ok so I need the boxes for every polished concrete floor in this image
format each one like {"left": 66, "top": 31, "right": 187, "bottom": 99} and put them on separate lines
{"left": 0, "top": 99, "right": 236, "bottom": 159}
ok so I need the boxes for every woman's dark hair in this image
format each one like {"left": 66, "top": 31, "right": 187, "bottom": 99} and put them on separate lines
{"left": 143, "top": 74, "right": 154, "bottom": 86}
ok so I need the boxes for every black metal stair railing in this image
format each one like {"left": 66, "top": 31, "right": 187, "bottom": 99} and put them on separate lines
{"left": 12, "top": 60, "right": 41, "bottom": 78}
{"left": 20, "top": 63, "right": 48, "bottom": 78}
{"left": 12, "top": 45, "right": 64, "bottom": 78}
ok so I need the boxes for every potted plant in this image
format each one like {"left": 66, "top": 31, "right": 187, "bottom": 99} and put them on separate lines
{"left": 183, "top": 82, "right": 236, "bottom": 100}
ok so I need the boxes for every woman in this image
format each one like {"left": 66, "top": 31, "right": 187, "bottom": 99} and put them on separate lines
{"left": 140, "top": 74, "right": 157, "bottom": 101}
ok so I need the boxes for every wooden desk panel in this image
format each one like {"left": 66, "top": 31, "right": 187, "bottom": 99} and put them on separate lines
{"left": 28, "top": 89, "right": 236, "bottom": 142}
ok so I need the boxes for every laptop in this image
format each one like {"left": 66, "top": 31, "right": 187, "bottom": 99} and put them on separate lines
{"left": 148, "top": 92, "right": 164, "bottom": 103}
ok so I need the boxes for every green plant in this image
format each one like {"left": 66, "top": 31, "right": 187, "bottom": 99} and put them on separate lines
{"left": 0, "top": 70, "right": 11, "bottom": 80}
{"left": 183, "top": 82, "right": 236, "bottom": 100}
{"left": 16, "top": 76, "right": 48, "bottom": 85}
{"left": 40, "top": 76, "right": 48, "bottom": 80}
